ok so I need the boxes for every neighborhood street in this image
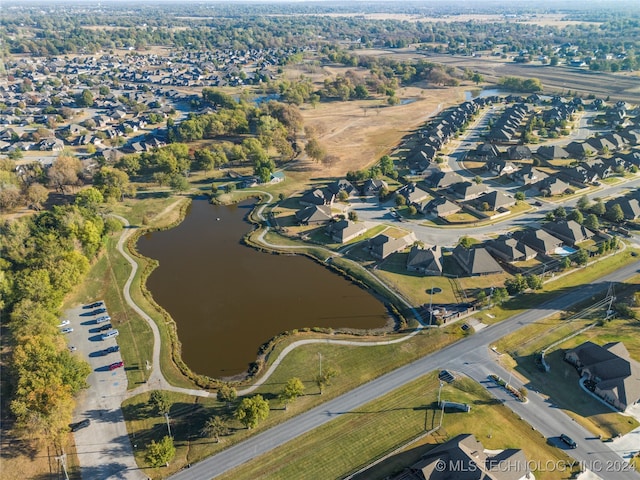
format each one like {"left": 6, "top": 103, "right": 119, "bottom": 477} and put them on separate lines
{"left": 168, "top": 260, "right": 640, "bottom": 480}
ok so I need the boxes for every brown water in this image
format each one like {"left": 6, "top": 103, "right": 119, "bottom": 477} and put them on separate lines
{"left": 136, "top": 197, "right": 390, "bottom": 379}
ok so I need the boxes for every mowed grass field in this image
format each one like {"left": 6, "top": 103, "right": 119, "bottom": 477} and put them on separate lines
{"left": 217, "top": 373, "right": 577, "bottom": 480}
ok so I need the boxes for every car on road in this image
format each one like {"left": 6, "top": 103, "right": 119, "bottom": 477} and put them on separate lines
{"left": 95, "top": 315, "right": 111, "bottom": 324}
{"left": 101, "top": 329, "right": 119, "bottom": 340}
{"left": 560, "top": 434, "right": 577, "bottom": 449}
{"left": 93, "top": 308, "right": 107, "bottom": 315}
{"left": 61, "top": 327, "right": 74, "bottom": 334}
{"left": 97, "top": 324, "right": 113, "bottom": 332}
{"left": 84, "top": 301, "right": 103, "bottom": 309}
{"left": 58, "top": 319, "right": 71, "bottom": 328}
{"left": 69, "top": 419, "right": 91, "bottom": 432}
{"left": 108, "top": 361, "right": 124, "bottom": 371}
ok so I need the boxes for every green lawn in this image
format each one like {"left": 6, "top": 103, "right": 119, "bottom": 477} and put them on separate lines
{"left": 217, "top": 373, "right": 577, "bottom": 480}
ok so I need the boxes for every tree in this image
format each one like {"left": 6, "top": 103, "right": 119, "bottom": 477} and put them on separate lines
{"left": 48, "top": 155, "right": 82, "bottom": 195}
{"left": 568, "top": 209, "right": 584, "bottom": 224}
{"left": 574, "top": 248, "right": 589, "bottom": 266}
{"left": 514, "top": 191, "right": 525, "bottom": 201}
{"left": 76, "top": 89, "right": 94, "bottom": 107}
{"left": 348, "top": 210, "right": 358, "bottom": 221}
{"left": 75, "top": 187, "right": 103, "bottom": 210}
{"left": 473, "top": 175, "right": 483, "bottom": 184}
{"left": 525, "top": 274, "right": 543, "bottom": 290}
{"left": 200, "top": 415, "right": 229, "bottom": 443}
{"left": 591, "top": 199, "right": 605, "bottom": 215}
{"left": 408, "top": 205, "right": 418, "bottom": 216}
{"left": 560, "top": 256, "right": 572, "bottom": 270}
{"left": 279, "top": 377, "right": 305, "bottom": 410}
{"left": 93, "top": 166, "right": 132, "bottom": 201}
{"left": 584, "top": 214, "right": 599, "bottom": 231}
{"left": 234, "top": 395, "right": 269, "bottom": 429}
{"left": 25, "top": 183, "right": 49, "bottom": 210}
{"left": 491, "top": 287, "right": 508, "bottom": 305}
{"left": 216, "top": 384, "right": 237, "bottom": 404}
{"left": 150, "top": 390, "right": 171, "bottom": 416}
{"left": 305, "top": 138, "right": 325, "bottom": 162}
{"left": 577, "top": 195, "right": 590, "bottom": 211}
{"left": 395, "top": 195, "right": 406, "bottom": 206}
{"left": 605, "top": 204, "right": 624, "bottom": 223}
{"left": 145, "top": 436, "right": 175, "bottom": 467}
{"left": 472, "top": 72, "right": 484, "bottom": 85}
{"left": 315, "top": 367, "right": 337, "bottom": 395}
{"left": 553, "top": 206, "right": 566, "bottom": 219}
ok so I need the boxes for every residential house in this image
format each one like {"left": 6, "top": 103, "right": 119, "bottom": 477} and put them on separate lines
{"left": 507, "top": 145, "right": 532, "bottom": 160}
{"left": 452, "top": 245, "right": 503, "bottom": 276}
{"left": 473, "top": 190, "right": 516, "bottom": 212}
{"left": 565, "top": 341, "right": 640, "bottom": 412}
{"left": 510, "top": 165, "right": 548, "bottom": 186}
{"left": 425, "top": 171, "right": 463, "bottom": 189}
{"left": 424, "top": 197, "right": 461, "bottom": 218}
{"left": 326, "top": 219, "right": 368, "bottom": 243}
{"left": 299, "top": 188, "right": 334, "bottom": 206}
{"left": 406, "top": 245, "right": 442, "bottom": 276}
{"left": 605, "top": 197, "right": 640, "bottom": 220}
{"left": 541, "top": 220, "right": 595, "bottom": 246}
{"left": 565, "top": 141, "right": 595, "bottom": 159}
{"left": 533, "top": 176, "right": 571, "bottom": 197}
{"left": 391, "top": 433, "right": 531, "bottom": 480}
{"left": 327, "top": 178, "right": 356, "bottom": 198}
{"left": 450, "top": 181, "right": 488, "bottom": 201}
{"left": 536, "top": 145, "right": 569, "bottom": 160}
{"left": 486, "top": 159, "right": 518, "bottom": 177}
{"left": 513, "top": 228, "right": 564, "bottom": 255}
{"left": 396, "top": 182, "right": 430, "bottom": 206}
{"left": 294, "top": 205, "right": 333, "bottom": 225}
{"left": 486, "top": 235, "right": 537, "bottom": 263}
{"left": 561, "top": 165, "right": 599, "bottom": 185}
{"left": 474, "top": 142, "right": 501, "bottom": 160}
{"left": 585, "top": 136, "right": 618, "bottom": 155}
{"left": 361, "top": 179, "right": 388, "bottom": 196}
{"left": 368, "top": 233, "right": 416, "bottom": 260}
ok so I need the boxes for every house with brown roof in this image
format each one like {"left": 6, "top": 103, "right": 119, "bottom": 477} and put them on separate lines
{"left": 512, "top": 229, "right": 564, "bottom": 255}
{"left": 450, "top": 181, "right": 488, "bottom": 201}
{"left": 425, "top": 197, "right": 461, "bottom": 218}
{"left": 391, "top": 433, "right": 530, "bottom": 480}
{"left": 452, "top": 245, "right": 503, "bottom": 276}
{"left": 473, "top": 190, "right": 516, "bottom": 212}
{"left": 565, "top": 341, "right": 640, "bottom": 412}
{"left": 406, "top": 245, "right": 442, "bottom": 276}
{"left": 294, "top": 205, "right": 333, "bottom": 225}
{"left": 486, "top": 235, "right": 537, "bottom": 263}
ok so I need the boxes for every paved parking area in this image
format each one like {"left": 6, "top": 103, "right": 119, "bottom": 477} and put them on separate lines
{"left": 64, "top": 302, "right": 146, "bottom": 480}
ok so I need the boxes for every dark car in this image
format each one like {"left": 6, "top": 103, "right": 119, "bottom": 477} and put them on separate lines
{"left": 109, "top": 361, "right": 124, "bottom": 371}
{"left": 98, "top": 324, "right": 113, "bottom": 332}
{"left": 93, "top": 308, "right": 107, "bottom": 315}
{"left": 106, "top": 345, "right": 120, "bottom": 354}
{"left": 560, "top": 434, "right": 577, "bottom": 449}
{"left": 84, "top": 302, "right": 103, "bottom": 309}
{"left": 69, "top": 419, "right": 90, "bottom": 432}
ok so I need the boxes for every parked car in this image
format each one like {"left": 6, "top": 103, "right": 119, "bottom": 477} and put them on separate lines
{"left": 98, "top": 324, "right": 113, "bottom": 332}
{"left": 108, "top": 361, "right": 124, "bottom": 371}
{"left": 58, "top": 319, "right": 71, "bottom": 328}
{"left": 93, "top": 308, "right": 107, "bottom": 315}
{"left": 101, "top": 329, "right": 119, "bottom": 340}
{"left": 61, "top": 327, "right": 74, "bottom": 334}
{"left": 84, "top": 301, "right": 103, "bottom": 309}
{"left": 69, "top": 419, "right": 91, "bottom": 432}
{"left": 68, "top": 346, "right": 77, "bottom": 352}
{"left": 95, "top": 315, "right": 111, "bottom": 324}
{"left": 105, "top": 345, "right": 120, "bottom": 354}
{"left": 560, "top": 434, "right": 577, "bottom": 449}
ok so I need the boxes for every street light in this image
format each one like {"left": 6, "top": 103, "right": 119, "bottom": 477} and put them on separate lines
{"left": 164, "top": 412, "right": 172, "bottom": 438}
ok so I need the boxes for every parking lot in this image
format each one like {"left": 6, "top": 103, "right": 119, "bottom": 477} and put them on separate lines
{"left": 63, "top": 302, "right": 145, "bottom": 480}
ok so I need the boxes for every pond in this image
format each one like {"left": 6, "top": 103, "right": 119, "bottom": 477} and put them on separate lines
{"left": 136, "top": 197, "right": 390, "bottom": 379}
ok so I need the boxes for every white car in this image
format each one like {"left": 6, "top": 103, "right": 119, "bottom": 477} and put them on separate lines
{"left": 101, "top": 329, "right": 119, "bottom": 340}
{"left": 61, "top": 327, "right": 74, "bottom": 334}
{"left": 95, "top": 315, "right": 111, "bottom": 324}
{"left": 58, "top": 320, "right": 71, "bottom": 328}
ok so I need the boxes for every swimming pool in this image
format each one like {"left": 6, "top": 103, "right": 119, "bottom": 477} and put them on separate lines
{"left": 554, "top": 246, "right": 577, "bottom": 256}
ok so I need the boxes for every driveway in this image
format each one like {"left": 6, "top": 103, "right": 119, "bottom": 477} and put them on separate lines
{"left": 66, "top": 304, "right": 147, "bottom": 480}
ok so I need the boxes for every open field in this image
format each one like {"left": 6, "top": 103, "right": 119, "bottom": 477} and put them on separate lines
{"left": 217, "top": 373, "right": 577, "bottom": 480}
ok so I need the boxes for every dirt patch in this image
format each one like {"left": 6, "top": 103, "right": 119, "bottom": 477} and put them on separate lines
{"left": 298, "top": 85, "right": 465, "bottom": 177}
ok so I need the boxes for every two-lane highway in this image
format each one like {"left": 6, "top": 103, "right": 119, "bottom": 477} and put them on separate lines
{"left": 169, "top": 260, "right": 640, "bottom": 480}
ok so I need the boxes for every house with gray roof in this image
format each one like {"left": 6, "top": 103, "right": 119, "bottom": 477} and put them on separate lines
{"left": 300, "top": 188, "right": 334, "bottom": 206}
{"left": 368, "top": 233, "right": 416, "bottom": 260}
{"left": 450, "top": 181, "right": 488, "bottom": 201}
{"left": 424, "top": 197, "right": 461, "bottom": 218}
{"left": 425, "top": 171, "right": 463, "bottom": 189}
{"left": 391, "top": 433, "right": 530, "bottom": 480}
{"left": 565, "top": 341, "right": 640, "bottom": 412}
{"left": 406, "top": 245, "right": 442, "bottom": 276}
{"left": 533, "top": 176, "right": 571, "bottom": 197}
{"left": 536, "top": 145, "right": 569, "bottom": 160}
{"left": 452, "top": 245, "right": 503, "bottom": 276}
{"left": 541, "top": 220, "right": 594, "bottom": 246}
{"left": 605, "top": 197, "right": 640, "bottom": 220}
{"left": 361, "top": 179, "right": 388, "bottom": 196}
{"left": 486, "top": 235, "right": 537, "bottom": 263}
{"left": 473, "top": 190, "right": 516, "bottom": 212}
{"left": 294, "top": 205, "right": 333, "bottom": 225}
{"left": 326, "top": 219, "right": 368, "bottom": 243}
{"left": 513, "top": 228, "right": 564, "bottom": 255}
{"left": 510, "top": 165, "right": 548, "bottom": 186}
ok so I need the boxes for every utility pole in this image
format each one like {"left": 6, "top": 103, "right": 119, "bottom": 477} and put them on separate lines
{"left": 318, "top": 352, "right": 322, "bottom": 377}
{"left": 429, "top": 285, "right": 434, "bottom": 326}
{"left": 438, "top": 381, "right": 444, "bottom": 407}
{"left": 55, "top": 452, "right": 69, "bottom": 480}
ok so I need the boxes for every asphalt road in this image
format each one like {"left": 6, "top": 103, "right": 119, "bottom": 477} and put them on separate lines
{"left": 168, "top": 260, "right": 640, "bottom": 480}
